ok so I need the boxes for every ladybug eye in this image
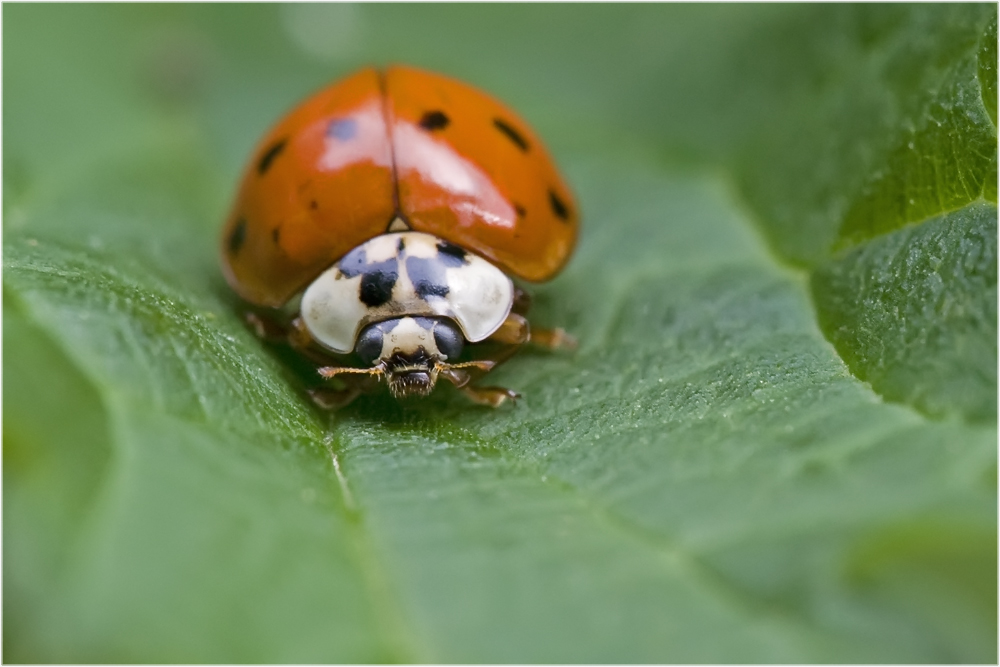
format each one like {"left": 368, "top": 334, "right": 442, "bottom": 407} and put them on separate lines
{"left": 355, "top": 323, "right": 386, "bottom": 365}
{"left": 433, "top": 320, "right": 464, "bottom": 361}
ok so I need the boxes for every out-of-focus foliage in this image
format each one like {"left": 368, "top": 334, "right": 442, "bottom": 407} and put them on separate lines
{"left": 4, "top": 4, "right": 996, "bottom": 662}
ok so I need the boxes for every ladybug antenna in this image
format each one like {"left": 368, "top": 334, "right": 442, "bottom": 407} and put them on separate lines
{"left": 318, "top": 364, "right": 385, "bottom": 380}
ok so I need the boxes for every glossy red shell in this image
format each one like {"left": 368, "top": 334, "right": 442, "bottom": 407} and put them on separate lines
{"left": 221, "top": 65, "right": 579, "bottom": 308}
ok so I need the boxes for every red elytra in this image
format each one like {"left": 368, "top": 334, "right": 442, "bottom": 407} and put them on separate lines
{"left": 221, "top": 65, "right": 579, "bottom": 308}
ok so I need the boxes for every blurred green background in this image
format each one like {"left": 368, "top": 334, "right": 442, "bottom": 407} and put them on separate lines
{"left": 4, "top": 4, "right": 996, "bottom": 663}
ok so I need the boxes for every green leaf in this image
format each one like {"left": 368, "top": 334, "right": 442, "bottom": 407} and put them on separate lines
{"left": 4, "top": 4, "right": 996, "bottom": 663}
{"left": 813, "top": 203, "right": 997, "bottom": 422}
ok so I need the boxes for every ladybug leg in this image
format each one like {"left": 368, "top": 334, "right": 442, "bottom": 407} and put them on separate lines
{"left": 471, "top": 313, "right": 529, "bottom": 372}
{"left": 317, "top": 365, "right": 384, "bottom": 381}
{"left": 438, "top": 311, "right": 574, "bottom": 408}
{"left": 438, "top": 367, "right": 519, "bottom": 407}
{"left": 245, "top": 311, "right": 336, "bottom": 363}
{"left": 438, "top": 360, "right": 497, "bottom": 386}
{"left": 307, "top": 386, "right": 363, "bottom": 410}
{"left": 310, "top": 365, "right": 384, "bottom": 409}
{"left": 489, "top": 312, "right": 577, "bottom": 351}
{"left": 438, "top": 359, "right": 520, "bottom": 408}
{"left": 244, "top": 310, "right": 290, "bottom": 343}
{"left": 436, "top": 313, "right": 530, "bottom": 407}
{"left": 528, "top": 326, "right": 578, "bottom": 351}
{"left": 488, "top": 313, "right": 530, "bottom": 345}
{"left": 457, "top": 385, "right": 521, "bottom": 408}
{"left": 287, "top": 317, "right": 322, "bottom": 354}
{"left": 244, "top": 312, "right": 342, "bottom": 366}
{"left": 512, "top": 287, "right": 532, "bottom": 315}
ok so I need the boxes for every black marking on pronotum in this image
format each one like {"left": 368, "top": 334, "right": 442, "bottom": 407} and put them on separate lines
{"left": 327, "top": 118, "right": 358, "bottom": 141}
{"left": 514, "top": 203, "right": 527, "bottom": 218}
{"left": 337, "top": 247, "right": 369, "bottom": 278}
{"left": 410, "top": 316, "right": 437, "bottom": 332}
{"left": 229, "top": 219, "right": 247, "bottom": 253}
{"left": 406, "top": 256, "right": 450, "bottom": 299}
{"left": 493, "top": 118, "right": 529, "bottom": 151}
{"left": 257, "top": 138, "right": 288, "bottom": 175}
{"left": 415, "top": 282, "right": 449, "bottom": 299}
{"left": 435, "top": 240, "right": 468, "bottom": 267}
{"left": 271, "top": 227, "right": 281, "bottom": 244}
{"left": 397, "top": 237, "right": 406, "bottom": 254}
{"left": 359, "top": 265, "right": 399, "bottom": 307}
{"left": 419, "top": 110, "right": 449, "bottom": 131}
{"left": 549, "top": 189, "right": 570, "bottom": 221}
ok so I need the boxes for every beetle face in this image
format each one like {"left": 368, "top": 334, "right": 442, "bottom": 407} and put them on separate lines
{"left": 354, "top": 316, "right": 465, "bottom": 398}
{"left": 384, "top": 351, "right": 437, "bottom": 398}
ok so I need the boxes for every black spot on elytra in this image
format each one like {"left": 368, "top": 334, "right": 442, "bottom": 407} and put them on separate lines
{"left": 359, "top": 266, "right": 398, "bottom": 307}
{"left": 417, "top": 282, "right": 449, "bottom": 299}
{"left": 419, "top": 110, "right": 449, "bottom": 131}
{"left": 327, "top": 118, "right": 357, "bottom": 141}
{"left": 549, "top": 190, "right": 570, "bottom": 221}
{"left": 309, "top": 200, "right": 318, "bottom": 211}
{"left": 228, "top": 219, "right": 247, "bottom": 253}
{"left": 514, "top": 203, "right": 527, "bottom": 217}
{"left": 271, "top": 227, "right": 280, "bottom": 244}
{"left": 493, "top": 118, "right": 529, "bottom": 151}
{"left": 407, "top": 256, "right": 450, "bottom": 299}
{"left": 257, "top": 138, "right": 288, "bottom": 175}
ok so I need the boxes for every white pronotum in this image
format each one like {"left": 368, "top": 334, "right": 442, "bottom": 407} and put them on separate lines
{"left": 301, "top": 231, "right": 514, "bottom": 353}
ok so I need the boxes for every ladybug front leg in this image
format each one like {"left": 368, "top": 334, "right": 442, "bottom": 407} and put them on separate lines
{"left": 311, "top": 365, "right": 383, "bottom": 409}
{"left": 528, "top": 326, "right": 577, "bottom": 351}
{"left": 244, "top": 310, "right": 290, "bottom": 343}
{"left": 477, "top": 313, "right": 530, "bottom": 374}
{"left": 433, "top": 311, "right": 528, "bottom": 407}
{"left": 246, "top": 311, "right": 377, "bottom": 408}
{"left": 442, "top": 312, "right": 576, "bottom": 408}
{"left": 457, "top": 384, "right": 521, "bottom": 408}
{"left": 308, "top": 386, "right": 364, "bottom": 410}
{"left": 489, "top": 311, "right": 577, "bottom": 351}
{"left": 488, "top": 312, "right": 529, "bottom": 345}
{"left": 245, "top": 311, "right": 335, "bottom": 365}
{"left": 457, "top": 312, "right": 529, "bottom": 375}
{"left": 438, "top": 365, "right": 520, "bottom": 407}
{"left": 439, "top": 312, "right": 575, "bottom": 408}
{"left": 511, "top": 287, "right": 533, "bottom": 315}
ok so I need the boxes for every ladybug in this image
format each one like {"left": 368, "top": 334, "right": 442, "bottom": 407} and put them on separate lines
{"left": 221, "top": 65, "right": 578, "bottom": 407}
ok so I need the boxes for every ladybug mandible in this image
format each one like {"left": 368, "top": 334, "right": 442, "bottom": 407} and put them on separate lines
{"left": 221, "top": 65, "right": 578, "bottom": 408}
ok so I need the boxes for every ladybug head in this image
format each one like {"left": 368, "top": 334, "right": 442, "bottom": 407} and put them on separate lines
{"left": 354, "top": 316, "right": 465, "bottom": 399}
{"left": 317, "top": 315, "right": 501, "bottom": 402}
